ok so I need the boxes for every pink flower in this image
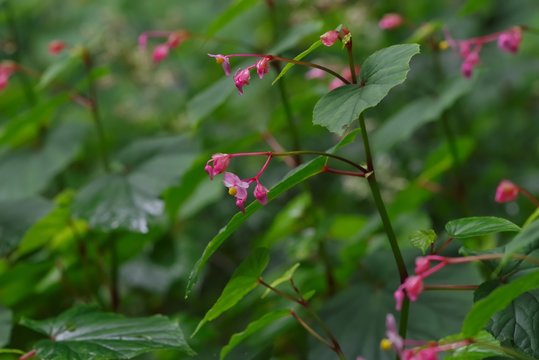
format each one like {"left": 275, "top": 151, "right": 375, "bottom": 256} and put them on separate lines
{"left": 256, "top": 57, "right": 271, "bottom": 79}
{"left": 305, "top": 68, "right": 326, "bottom": 79}
{"left": 460, "top": 51, "right": 480, "bottom": 78}
{"left": 498, "top": 27, "right": 522, "bottom": 54}
{"left": 234, "top": 68, "right": 251, "bottom": 95}
{"left": 0, "top": 64, "right": 14, "bottom": 92}
{"left": 415, "top": 257, "right": 430, "bottom": 275}
{"left": 378, "top": 13, "right": 404, "bottom": 30}
{"left": 402, "top": 348, "right": 438, "bottom": 360}
{"left": 167, "top": 31, "right": 188, "bottom": 48}
{"left": 320, "top": 30, "right": 339, "bottom": 47}
{"left": 138, "top": 34, "right": 148, "bottom": 49}
{"left": 394, "top": 287, "right": 405, "bottom": 311}
{"left": 495, "top": 179, "right": 519, "bottom": 203}
{"left": 254, "top": 182, "right": 269, "bottom": 205}
{"left": 208, "top": 54, "right": 231, "bottom": 76}
{"left": 205, "top": 153, "right": 232, "bottom": 180}
{"left": 385, "top": 314, "right": 404, "bottom": 352}
{"left": 394, "top": 276, "right": 424, "bottom": 310}
{"left": 48, "top": 40, "right": 66, "bottom": 55}
{"left": 223, "top": 172, "right": 251, "bottom": 212}
{"left": 152, "top": 44, "right": 170, "bottom": 63}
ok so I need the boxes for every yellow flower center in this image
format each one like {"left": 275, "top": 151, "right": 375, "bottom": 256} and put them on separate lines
{"left": 228, "top": 187, "right": 238, "bottom": 196}
{"left": 439, "top": 40, "right": 449, "bottom": 50}
{"left": 215, "top": 57, "right": 224, "bottom": 65}
{"left": 380, "top": 338, "right": 393, "bottom": 351}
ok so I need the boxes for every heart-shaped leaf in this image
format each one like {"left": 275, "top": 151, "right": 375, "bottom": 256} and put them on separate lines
{"left": 313, "top": 44, "right": 420, "bottom": 135}
{"left": 20, "top": 305, "right": 194, "bottom": 360}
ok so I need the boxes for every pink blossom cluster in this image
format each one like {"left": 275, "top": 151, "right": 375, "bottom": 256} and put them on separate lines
{"left": 445, "top": 26, "right": 523, "bottom": 78}
{"left": 205, "top": 153, "right": 270, "bottom": 212}
{"left": 208, "top": 54, "right": 272, "bottom": 95}
{"left": 383, "top": 314, "right": 471, "bottom": 359}
{"left": 138, "top": 30, "right": 189, "bottom": 63}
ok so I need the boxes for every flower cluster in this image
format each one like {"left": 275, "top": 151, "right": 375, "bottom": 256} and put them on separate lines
{"left": 0, "top": 62, "right": 16, "bottom": 92}
{"left": 138, "top": 30, "right": 189, "bottom": 63}
{"left": 444, "top": 26, "right": 523, "bottom": 78}
{"left": 394, "top": 255, "right": 461, "bottom": 310}
{"left": 205, "top": 153, "right": 270, "bottom": 212}
{"left": 382, "top": 314, "right": 471, "bottom": 360}
{"left": 208, "top": 53, "right": 272, "bottom": 95}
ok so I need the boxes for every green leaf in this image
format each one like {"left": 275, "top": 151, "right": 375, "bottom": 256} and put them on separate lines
{"left": 0, "top": 305, "right": 12, "bottom": 347}
{"left": 462, "top": 270, "right": 539, "bottom": 337}
{"left": 442, "top": 331, "right": 503, "bottom": 359}
{"left": 313, "top": 44, "right": 420, "bottom": 135}
{"left": 220, "top": 310, "right": 290, "bottom": 360}
{"left": 445, "top": 216, "right": 520, "bottom": 239}
{"left": 262, "top": 263, "right": 300, "bottom": 298}
{"left": 272, "top": 40, "right": 322, "bottom": 85}
{"left": 0, "top": 122, "right": 88, "bottom": 201}
{"left": 20, "top": 305, "right": 194, "bottom": 360}
{"left": 74, "top": 174, "right": 163, "bottom": 233}
{"left": 193, "top": 248, "right": 270, "bottom": 336}
{"left": 206, "top": 0, "right": 259, "bottom": 36}
{"left": 0, "top": 197, "right": 52, "bottom": 256}
{"left": 37, "top": 53, "right": 80, "bottom": 90}
{"left": 372, "top": 76, "right": 473, "bottom": 152}
{"left": 186, "top": 130, "right": 359, "bottom": 295}
{"left": 409, "top": 229, "right": 436, "bottom": 254}
{"left": 504, "top": 219, "right": 539, "bottom": 262}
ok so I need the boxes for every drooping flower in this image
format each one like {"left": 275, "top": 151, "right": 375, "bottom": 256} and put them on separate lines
{"left": 384, "top": 314, "right": 404, "bottom": 353}
{"left": 495, "top": 179, "right": 519, "bottom": 203}
{"left": 378, "top": 13, "right": 404, "bottom": 30}
{"left": 48, "top": 40, "right": 66, "bottom": 55}
{"left": 205, "top": 153, "right": 232, "bottom": 180}
{"left": 414, "top": 257, "right": 430, "bottom": 275}
{"left": 460, "top": 50, "right": 480, "bottom": 78}
{"left": 320, "top": 30, "right": 339, "bottom": 47}
{"left": 255, "top": 57, "right": 271, "bottom": 79}
{"left": 0, "top": 63, "right": 14, "bottom": 92}
{"left": 208, "top": 54, "right": 231, "bottom": 76}
{"left": 394, "top": 275, "right": 424, "bottom": 310}
{"left": 498, "top": 27, "right": 522, "bottom": 54}
{"left": 254, "top": 182, "right": 269, "bottom": 205}
{"left": 167, "top": 31, "right": 188, "bottom": 48}
{"left": 223, "top": 172, "right": 251, "bottom": 212}
{"left": 234, "top": 68, "right": 251, "bottom": 95}
{"left": 152, "top": 44, "right": 170, "bottom": 63}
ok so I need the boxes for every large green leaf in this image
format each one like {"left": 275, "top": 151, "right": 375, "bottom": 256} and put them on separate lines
{"left": 372, "top": 76, "right": 473, "bottom": 152}
{"left": 0, "top": 122, "right": 88, "bottom": 201}
{"left": 193, "top": 248, "right": 270, "bottom": 336}
{"left": 462, "top": 270, "right": 539, "bottom": 338}
{"left": 0, "top": 197, "right": 52, "bottom": 256}
{"left": 186, "top": 130, "right": 359, "bottom": 295}
{"left": 20, "top": 305, "right": 194, "bottom": 360}
{"left": 73, "top": 136, "right": 198, "bottom": 233}
{"left": 220, "top": 309, "right": 290, "bottom": 360}
{"left": 504, "top": 219, "right": 539, "bottom": 262}
{"left": 0, "top": 305, "right": 12, "bottom": 347}
{"left": 313, "top": 44, "right": 420, "bottom": 135}
{"left": 445, "top": 216, "right": 520, "bottom": 239}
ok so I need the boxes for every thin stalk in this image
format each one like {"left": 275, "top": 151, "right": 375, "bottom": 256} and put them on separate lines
{"left": 110, "top": 237, "right": 119, "bottom": 311}
{"left": 290, "top": 310, "right": 333, "bottom": 348}
{"left": 358, "top": 114, "right": 409, "bottom": 342}
{"left": 425, "top": 284, "right": 478, "bottom": 291}
{"left": 345, "top": 43, "right": 357, "bottom": 84}
{"left": 398, "top": 298, "right": 409, "bottom": 359}
{"left": 81, "top": 49, "right": 111, "bottom": 172}
{"left": 518, "top": 186, "right": 539, "bottom": 207}
{"left": 323, "top": 166, "right": 365, "bottom": 177}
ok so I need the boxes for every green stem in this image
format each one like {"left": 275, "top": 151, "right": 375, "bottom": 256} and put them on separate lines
{"left": 110, "top": 237, "right": 119, "bottom": 311}
{"left": 345, "top": 45, "right": 357, "bottom": 84}
{"left": 81, "top": 48, "right": 110, "bottom": 172}
{"left": 358, "top": 114, "right": 409, "bottom": 342}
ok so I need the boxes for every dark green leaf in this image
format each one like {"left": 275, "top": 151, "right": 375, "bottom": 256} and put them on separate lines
{"left": 220, "top": 310, "right": 290, "bottom": 359}
{"left": 0, "top": 305, "right": 12, "bottom": 347}
{"left": 193, "top": 248, "right": 270, "bottom": 336}
{"left": 462, "top": 270, "right": 539, "bottom": 337}
{"left": 73, "top": 174, "right": 163, "bottom": 233}
{"left": 313, "top": 44, "right": 420, "bottom": 135}
{"left": 409, "top": 229, "right": 437, "bottom": 254}
{"left": 445, "top": 216, "right": 520, "bottom": 239}
{"left": 0, "top": 197, "right": 52, "bottom": 256}
{"left": 0, "top": 122, "right": 88, "bottom": 201}
{"left": 372, "top": 77, "right": 473, "bottom": 152}
{"left": 20, "top": 305, "right": 194, "bottom": 359}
